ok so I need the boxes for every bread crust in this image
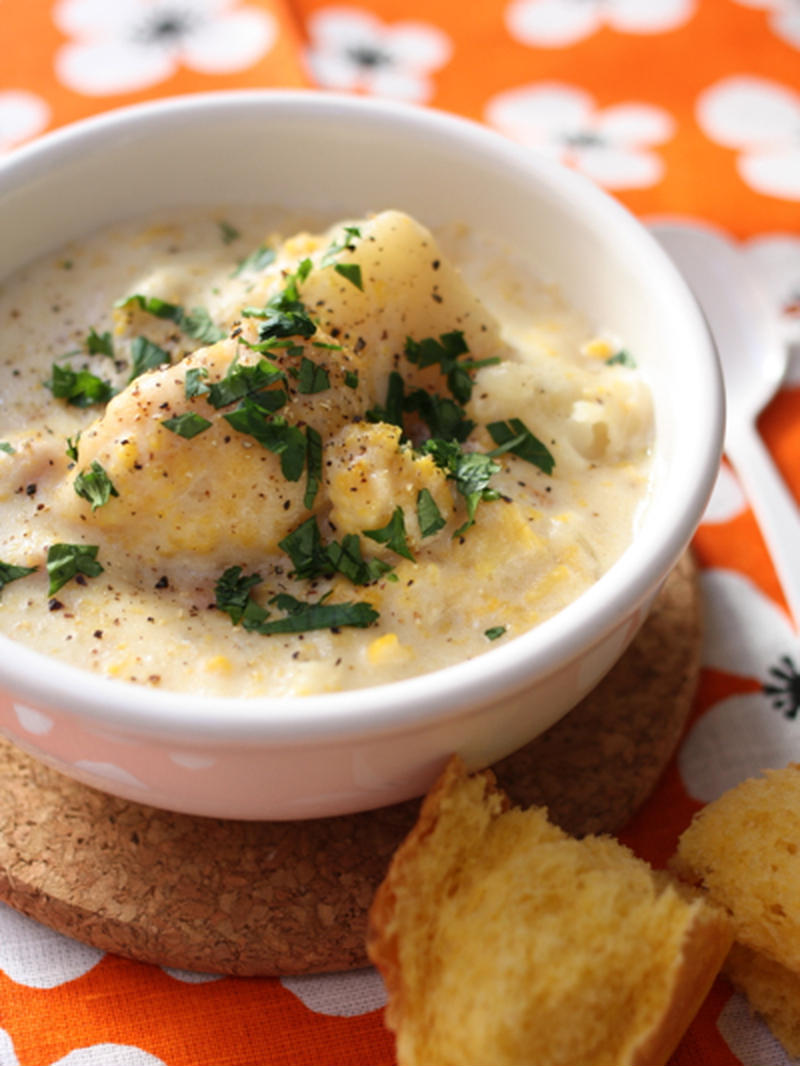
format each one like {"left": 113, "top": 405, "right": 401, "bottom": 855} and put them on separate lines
{"left": 627, "top": 905, "right": 734, "bottom": 1066}
{"left": 367, "top": 757, "right": 509, "bottom": 1049}
{"left": 368, "top": 755, "right": 732, "bottom": 1066}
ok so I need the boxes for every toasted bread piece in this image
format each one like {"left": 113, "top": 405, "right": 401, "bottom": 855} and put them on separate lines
{"left": 368, "top": 756, "right": 732, "bottom": 1066}
{"left": 674, "top": 763, "right": 800, "bottom": 1055}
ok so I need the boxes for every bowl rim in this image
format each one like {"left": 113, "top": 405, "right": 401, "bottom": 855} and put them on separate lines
{"left": 0, "top": 88, "right": 724, "bottom": 744}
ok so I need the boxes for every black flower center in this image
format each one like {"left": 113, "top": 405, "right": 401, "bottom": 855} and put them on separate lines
{"left": 763, "top": 654, "right": 800, "bottom": 720}
{"left": 562, "top": 130, "right": 605, "bottom": 149}
{"left": 132, "top": 8, "right": 197, "bottom": 46}
{"left": 345, "top": 44, "right": 392, "bottom": 69}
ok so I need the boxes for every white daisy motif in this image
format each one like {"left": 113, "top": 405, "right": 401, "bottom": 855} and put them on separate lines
{"left": 697, "top": 76, "right": 800, "bottom": 202}
{"left": 744, "top": 233, "right": 800, "bottom": 370}
{"left": 52, "top": 1047, "right": 167, "bottom": 1066}
{"left": 0, "top": 1028, "right": 167, "bottom": 1066}
{"left": 732, "top": 0, "right": 800, "bottom": 50}
{"left": 717, "top": 991, "right": 799, "bottom": 1066}
{"left": 0, "top": 90, "right": 49, "bottom": 152}
{"left": 281, "top": 967, "right": 387, "bottom": 1016}
{"left": 485, "top": 83, "right": 674, "bottom": 189}
{"left": 53, "top": 0, "right": 277, "bottom": 97}
{"left": 0, "top": 902, "right": 104, "bottom": 988}
{"left": 506, "top": 0, "right": 696, "bottom": 48}
{"left": 304, "top": 7, "right": 452, "bottom": 103}
{"left": 679, "top": 568, "right": 800, "bottom": 803}
{"left": 162, "top": 966, "right": 222, "bottom": 982}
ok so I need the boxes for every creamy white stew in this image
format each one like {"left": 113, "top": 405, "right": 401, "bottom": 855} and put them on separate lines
{"left": 0, "top": 208, "right": 653, "bottom": 697}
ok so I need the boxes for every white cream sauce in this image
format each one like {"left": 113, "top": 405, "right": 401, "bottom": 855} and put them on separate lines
{"left": 0, "top": 208, "right": 652, "bottom": 697}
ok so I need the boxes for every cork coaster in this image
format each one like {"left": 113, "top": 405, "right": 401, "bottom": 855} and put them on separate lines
{"left": 0, "top": 553, "right": 701, "bottom": 977}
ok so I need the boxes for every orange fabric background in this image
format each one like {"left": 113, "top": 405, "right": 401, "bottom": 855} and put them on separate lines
{"left": 0, "top": 1, "right": 798, "bottom": 1064}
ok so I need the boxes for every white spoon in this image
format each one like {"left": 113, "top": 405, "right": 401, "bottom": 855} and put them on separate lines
{"left": 651, "top": 222, "right": 800, "bottom": 632}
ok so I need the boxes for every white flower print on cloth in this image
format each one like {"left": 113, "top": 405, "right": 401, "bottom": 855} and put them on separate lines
{"left": 679, "top": 568, "right": 800, "bottom": 803}
{"left": 53, "top": 0, "right": 276, "bottom": 97}
{"left": 0, "top": 1028, "right": 168, "bottom": 1066}
{"left": 485, "top": 83, "right": 674, "bottom": 189}
{"left": 717, "top": 991, "right": 799, "bottom": 1066}
{"left": 281, "top": 968, "right": 387, "bottom": 1016}
{"left": 505, "top": 0, "right": 695, "bottom": 48}
{"left": 0, "top": 90, "right": 49, "bottom": 152}
{"left": 697, "top": 76, "right": 800, "bottom": 201}
{"left": 732, "top": 0, "right": 800, "bottom": 50}
{"left": 0, "top": 901, "right": 104, "bottom": 988}
{"left": 744, "top": 233, "right": 800, "bottom": 367}
{"left": 304, "top": 6, "right": 451, "bottom": 103}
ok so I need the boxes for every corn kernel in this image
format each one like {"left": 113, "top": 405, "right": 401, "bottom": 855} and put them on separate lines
{"left": 582, "top": 337, "right": 613, "bottom": 359}
{"left": 206, "top": 654, "right": 233, "bottom": 675}
{"left": 368, "top": 632, "right": 407, "bottom": 665}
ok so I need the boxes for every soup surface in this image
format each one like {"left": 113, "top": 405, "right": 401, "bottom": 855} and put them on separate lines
{"left": 0, "top": 208, "right": 652, "bottom": 696}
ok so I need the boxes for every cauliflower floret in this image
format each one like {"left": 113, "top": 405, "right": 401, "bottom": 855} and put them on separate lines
{"left": 298, "top": 210, "right": 510, "bottom": 404}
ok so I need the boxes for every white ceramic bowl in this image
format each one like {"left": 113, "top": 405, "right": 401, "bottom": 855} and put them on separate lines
{"left": 0, "top": 90, "right": 723, "bottom": 820}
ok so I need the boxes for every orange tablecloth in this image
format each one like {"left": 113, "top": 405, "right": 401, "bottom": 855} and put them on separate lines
{"left": 1, "top": 2, "right": 799, "bottom": 1064}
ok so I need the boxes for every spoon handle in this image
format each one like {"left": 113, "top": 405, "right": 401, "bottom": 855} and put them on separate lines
{"left": 726, "top": 421, "right": 800, "bottom": 632}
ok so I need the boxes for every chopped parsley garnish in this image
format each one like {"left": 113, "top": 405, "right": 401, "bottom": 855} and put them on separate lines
{"left": 278, "top": 516, "right": 328, "bottom": 580}
{"left": 421, "top": 439, "right": 501, "bottom": 535}
{"left": 206, "top": 357, "right": 285, "bottom": 409}
{"left": 128, "top": 336, "right": 171, "bottom": 382}
{"left": 0, "top": 442, "right": 15, "bottom": 455}
{"left": 243, "top": 291, "right": 316, "bottom": 345}
{"left": 65, "top": 434, "right": 80, "bottom": 462}
{"left": 606, "top": 348, "right": 637, "bottom": 368}
{"left": 404, "top": 388, "right": 475, "bottom": 442}
{"left": 214, "top": 566, "right": 268, "bottom": 629}
{"left": 215, "top": 565, "right": 378, "bottom": 634}
{"left": 404, "top": 330, "right": 499, "bottom": 404}
{"left": 320, "top": 225, "right": 362, "bottom": 267}
{"left": 279, "top": 516, "right": 391, "bottom": 585}
{"left": 224, "top": 403, "right": 307, "bottom": 480}
{"left": 116, "top": 293, "right": 226, "bottom": 344}
{"left": 181, "top": 306, "right": 226, "bottom": 344}
{"left": 129, "top": 338, "right": 169, "bottom": 385}
{"left": 0, "top": 561, "right": 37, "bottom": 597}
{"left": 363, "top": 506, "right": 415, "bottom": 561}
{"left": 162, "top": 412, "right": 213, "bottom": 439}
{"left": 296, "top": 357, "right": 330, "bottom": 395}
{"left": 366, "top": 370, "right": 405, "bottom": 429}
{"left": 325, "top": 535, "right": 392, "bottom": 584}
{"left": 233, "top": 244, "right": 276, "bottom": 276}
{"left": 318, "top": 228, "right": 364, "bottom": 289}
{"left": 184, "top": 366, "right": 209, "bottom": 398}
{"left": 46, "top": 542, "right": 103, "bottom": 595}
{"left": 86, "top": 327, "right": 114, "bottom": 358}
{"left": 218, "top": 220, "right": 240, "bottom": 245}
{"left": 46, "top": 363, "right": 114, "bottom": 408}
{"left": 304, "top": 426, "right": 323, "bottom": 509}
{"left": 73, "top": 460, "right": 119, "bottom": 510}
{"left": 487, "top": 418, "right": 555, "bottom": 475}
{"left": 333, "top": 262, "right": 363, "bottom": 290}
{"left": 417, "top": 488, "right": 446, "bottom": 537}
{"left": 257, "top": 593, "right": 378, "bottom": 635}
{"left": 485, "top": 626, "right": 507, "bottom": 641}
